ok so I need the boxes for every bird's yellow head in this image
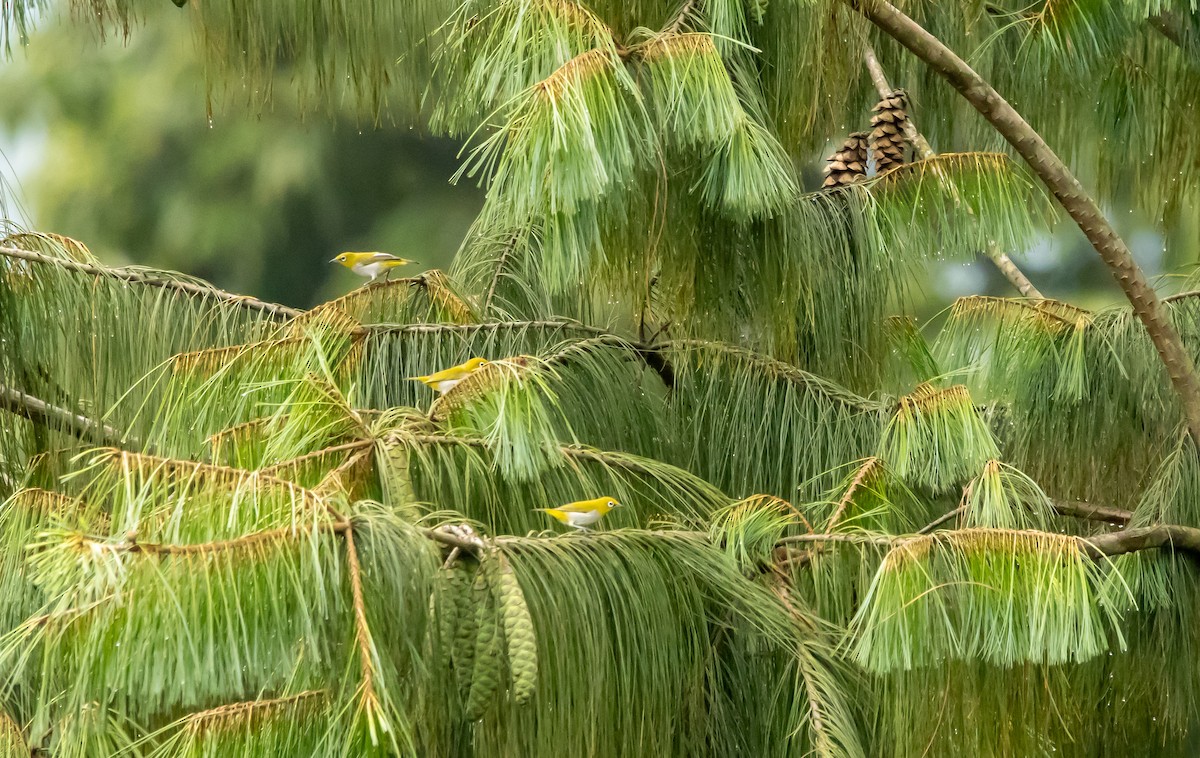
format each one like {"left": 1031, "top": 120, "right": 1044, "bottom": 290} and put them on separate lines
{"left": 595, "top": 497, "right": 621, "bottom": 514}
{"left": 331, "top": 252, "right": 357, "bottom": 268}
{"left": 463, "top": 357, "right": 489, "bottom": 371}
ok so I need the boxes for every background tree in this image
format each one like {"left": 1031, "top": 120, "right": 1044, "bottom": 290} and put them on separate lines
{"left": 0, "top": 14, "right": 483, "bottom": 305}
{"left": 2, "top": 0, "right": 1200, "bottom": 755}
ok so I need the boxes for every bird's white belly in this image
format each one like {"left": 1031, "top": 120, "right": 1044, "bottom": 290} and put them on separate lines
{"left": 563, "top": 510, "right": 602, "bottom": 527}
{"left": 352, "top": 261, "right": 388, "bottom": 279}
{"left": 435, "top": 379, "right": 461, "bottom": 395}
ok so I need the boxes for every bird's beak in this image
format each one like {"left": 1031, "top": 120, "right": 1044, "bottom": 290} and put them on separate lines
{"left": 328, "top": 258, "right": 338, "bottom": 263}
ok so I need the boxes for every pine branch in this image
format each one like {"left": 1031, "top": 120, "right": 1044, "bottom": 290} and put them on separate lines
{"left": 1163, "top": 289, "right": 1200, "bottom": 304}
{"left": 482, "top": 230, "right": 522, "bottom": 314}
{"left": 0, "top": 246, "right": 300, "bottom": 319}
{"left": 0, "top": 383, "right": 133, "bottom": 449}
{"left": 915, "top": 498, "right": 1130, "bottom": 534}
{"left": 342, "top": 524, "right": 380, "bottom": 707}
{"left": 426, "top": 523, "right": 490, "bottom": 552}
{"left": 122, "top": 521, "right": 348, "bottom": 556}
{"left": 1080, "top": 525, "right": 1200, "bottom": 558}
{"left": 258, "top": 440, "right": 375, "bottom": 479}
{"left": 918, "top": 505, "right": 965, "bottom": 534}
{"left": 312, "top": 276, "right": 425, "bottom": 308}
{"left": 663, "top": 0, "right": 701, "bottom": 35}
{"left": 984, "top": 243, "right": 1044, "bottom": 298}
{"left": 91, "top": 448, "right": 325, "bottom": 502}
{"left": 541, "top": 335, "right": 677, "bottom": 388}
{"left": 849, "top": 0, "right": 1200, "bottom": 447}
{"left": 779, "top": 525, "right": 1200, "bottom": 560}
{"left": 183, "top": 691, "right": 326, "bottom": 733}
{"left": 397, "top": 427, "right": 713, "bottom": 487}
{"left": 371, "top": 319, "right": 609, "bottom": 338}
{"left": 860, "top": 44, "right": 1044, "bottom": 299}
{"left": 302, "top": 272, "right": 476, "bottom": 325}
{"left": 825, "top": 457, "right": 881, "bottom": 532}
{"left": 1051, "top": 499, "right": 1132, "bottom": 526}
{"left": 949, "top": 294, "right": 1091, "bottom": 329}
{"left": 661, "top": 339, "right": 885, "bottom": 412}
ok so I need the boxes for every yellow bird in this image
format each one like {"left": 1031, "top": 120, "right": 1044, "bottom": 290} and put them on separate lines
{"left": 537, "top": 496, "right": 621, "bottom": 531}
{"left": 411, "top": 357, "right": 490, "bottom": 395}
{"left": 330, "top": 252, "right": 417, "bottom": 282}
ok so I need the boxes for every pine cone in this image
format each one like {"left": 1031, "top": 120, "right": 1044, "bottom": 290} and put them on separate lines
{"left": 822, "top": 130, "right": 870, "bottom": 188}
{"left": 870, "top": 89, "right": 911, "bottom": 174}
{"left": 496, "top": 556, "right": 538, "bottom": 705}
{"left": 432, "top": 563, "right": 469, "bottom": 668}
{"left": 452, "top": 562, "right": 483, "bottom": 699}
{"left": 465, "top": 560, "right": 505, "bottom": 719}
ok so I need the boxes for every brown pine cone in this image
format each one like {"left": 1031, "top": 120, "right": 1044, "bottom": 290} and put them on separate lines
{"left": 822, "top": 130, "right": 870, "bottom": 188}
{"left": 870, "top": 89, "right": 912, "bottom": 174}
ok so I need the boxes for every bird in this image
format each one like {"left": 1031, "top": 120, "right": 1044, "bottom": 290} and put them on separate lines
{"left": 411, "top": 357, "right": 490, "bottom": 395}
{"left": 537, "top": 496, "right": 621, "bottom": 531}
{"left": 330, "top": 252, "right": 417, "bottom": 283}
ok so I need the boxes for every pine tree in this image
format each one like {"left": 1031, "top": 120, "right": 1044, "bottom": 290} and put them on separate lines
{"left": 3, "top": 0, "right": 1200, "bottom": 755}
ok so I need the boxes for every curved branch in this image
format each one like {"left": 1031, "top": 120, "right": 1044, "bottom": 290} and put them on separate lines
{"left": 917, "top": 505, "right": 965, "bottom": 534}
{"left": 369, "top": 319, "right": 608, "bottom": 338}
{"left": 0, "top": 246, "right": 300, "bottom": 319}
{"left": 184, "top": 691, "right": 325, "bottom": 732}
{"left": 1163, "top": 289, "right": 1200, "bottom": 304}
{"left": 1080, "top": 525, "right": 1200, "bottom": 558}
{"left": 663, "top": 0, "right": 700, "bottom": 35}
{"left": 778, "top": 524, "right": 1200, "bottom": 560}
{"left": 825, "top": 457, "right": 881, "bottom": 531}
{"left": 661, "top": 339, "right": 886, "bottom": 412}
{"left": 984, "top": 243, "right": 1044, "bottom": 298}
{"left": 0, "top": 383, "right": 133, "bottom": 449}
{"left": 482, "top": 230, "right": 522, "bottom": 314}
{"left": 342, "top": 525, "right": 380, "bottom": 703}
{"left": 849, "top": 0, "right": 1200, "bottom": 446}
{"left": 540, "top": 335, "right": 677, "bottom": 388}
{"left": 1051, "top": 499, "right": 1131, "bottom": 526}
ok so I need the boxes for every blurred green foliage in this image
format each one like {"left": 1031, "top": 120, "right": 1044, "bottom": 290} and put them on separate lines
{"left": 0, "top": 9, "right": 483, "bottom": 307}
{"left": 0, "top": 5, "right": 1194, "bottom": 314}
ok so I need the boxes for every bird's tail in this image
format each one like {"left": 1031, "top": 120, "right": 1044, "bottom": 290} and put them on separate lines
{"left": 409, "top": 375, "right": 430, "bottom": 383}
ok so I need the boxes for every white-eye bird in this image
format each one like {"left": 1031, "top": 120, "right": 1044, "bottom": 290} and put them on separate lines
{"left": 330, "top": 252, "right": 417, "bottom": 282}
{"left": 537, "top": 496, "right": 621, "bottom": 531}
{"left": 411, "top": 357, "right": 490, "bottom": 395}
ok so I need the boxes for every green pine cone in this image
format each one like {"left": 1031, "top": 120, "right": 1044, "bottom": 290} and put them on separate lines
{"left": 431, "top": 563, "right": 468, "bottom": 667}
{"left": 452, "top": 562, "right": 482, "bottom": 699}
{"left": 465, "top": 566, "right": 504, "bottom": 720}
{"left": 377, "top": 438, "right": 417, "bottom": 506}
{"left": 496, "top": 557, "right": 538, "bottom": 704}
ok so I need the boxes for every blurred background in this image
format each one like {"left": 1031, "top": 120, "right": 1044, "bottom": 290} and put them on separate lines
{"left": 0, "top": 5, "right": 1192, "bottom": 311}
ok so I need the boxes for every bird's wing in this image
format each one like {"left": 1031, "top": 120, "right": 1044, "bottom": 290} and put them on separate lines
{"left": 537, "top": 508, "right": 569, "bottom": 523}
{"left": 417, "top": 366, "right": 461, "bottom": 383}
{"left": 555, "top": 500, "right": 596, "bottom": 513}
{"left": 368, "top": 252, "right": 404, "bottom": 262}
